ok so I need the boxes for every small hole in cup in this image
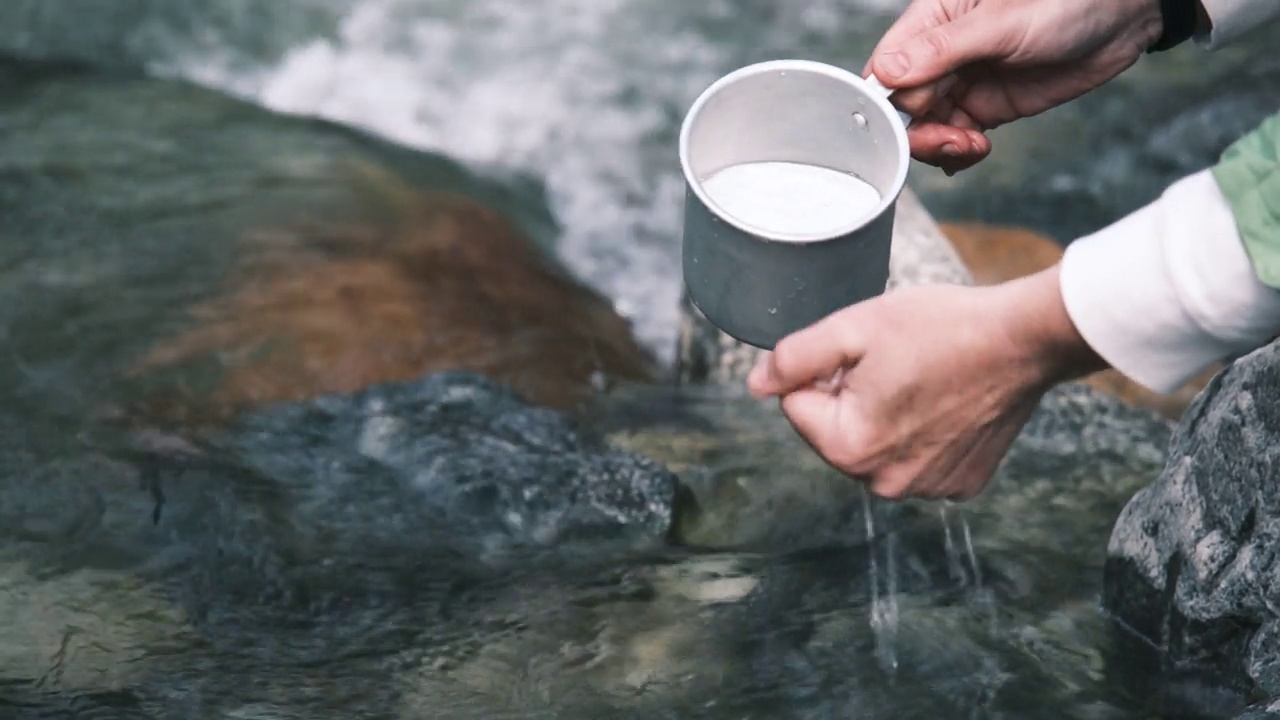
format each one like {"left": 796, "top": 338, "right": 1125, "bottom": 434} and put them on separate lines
{"left": 852, "top": 112, "right": 868, "bottom": 130}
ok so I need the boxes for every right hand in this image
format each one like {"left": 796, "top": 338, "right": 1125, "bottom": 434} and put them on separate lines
{"left": 867, "top": 0, "right": 1166, "bottom": 174}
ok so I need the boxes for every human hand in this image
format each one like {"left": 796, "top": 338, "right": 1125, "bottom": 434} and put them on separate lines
{"left": 867, "top": 0, "right": 1165, "bottom": 174}
{"left": 746, "top": 266, "right": 1106, "bottom": 500}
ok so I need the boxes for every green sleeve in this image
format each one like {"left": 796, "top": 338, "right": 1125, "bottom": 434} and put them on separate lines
{"left": 1212, "top": 111, "right": 1280, "bottom": 288}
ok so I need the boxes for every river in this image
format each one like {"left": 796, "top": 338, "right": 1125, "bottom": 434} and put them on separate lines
{"left": 0, "top": 2, "right": 1277, "bottom": 719}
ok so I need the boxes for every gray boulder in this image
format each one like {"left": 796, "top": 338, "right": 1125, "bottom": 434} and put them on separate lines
{"left": 200, "top": 370, "right": 681, "bottom": 562}
{"left": 1238, "top": 702, "right": 1280, "bottom": 720}
{"left": 1104, "top": 339, "right": 1280, "bottom": 717}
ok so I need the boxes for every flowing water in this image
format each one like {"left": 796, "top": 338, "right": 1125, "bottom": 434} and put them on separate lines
{"left": 0, "top": 1, "right": 1278, "bottom": 719}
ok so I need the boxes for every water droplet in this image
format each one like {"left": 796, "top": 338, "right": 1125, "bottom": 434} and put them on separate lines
{"left": 852, "top": 112, "right": 868, "bottom": 129}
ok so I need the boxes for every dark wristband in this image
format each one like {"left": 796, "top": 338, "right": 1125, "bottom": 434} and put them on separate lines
{"left": 1147, "top": 0, "right": 1200, "bottom": 52}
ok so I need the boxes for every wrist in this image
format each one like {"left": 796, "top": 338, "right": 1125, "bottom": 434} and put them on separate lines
{"left": 1124, "top": 0, "right": 1169, "bottom": 46}
{"left": 993, "top": 264, "right": 1108, "bottom": 387}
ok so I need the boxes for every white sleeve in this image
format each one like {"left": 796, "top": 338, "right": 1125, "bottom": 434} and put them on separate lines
{"left": 1196, "top": 0, "right": 1280, "bottom": 49}
{"left": 1058, "top": 169, "right": 1280, "bottom": 394}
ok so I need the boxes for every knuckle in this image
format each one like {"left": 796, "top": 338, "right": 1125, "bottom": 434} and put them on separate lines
{"left": 894, "top": 83, "right": 946, "bottom": 118}
{"left": 868, "top": 467, "right": 916, "bottom": 501}
{"left": 867, "top": 480, "right": 906, "bottom": 501}
{"left": 770, "top": 338, "right": 802, "bottom": 376}
{"left": 918, "top": 28, "right": 951, "bottom": 61}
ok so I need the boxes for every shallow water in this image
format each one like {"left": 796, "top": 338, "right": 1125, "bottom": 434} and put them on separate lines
{"left": 0, "top": 2, "right": 1277, "bottom": 719}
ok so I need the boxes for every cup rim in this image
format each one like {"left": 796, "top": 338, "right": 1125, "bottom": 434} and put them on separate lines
{"left": 678, "top": 58, "right": 911, "bottom": 244}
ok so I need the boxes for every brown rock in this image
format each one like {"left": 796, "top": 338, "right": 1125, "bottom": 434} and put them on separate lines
{"left": 129, "top": 174, "right": 655, "bottom": 426}
{"left": 939, "top": 221, "right": 1217, "bottom": 420}
{"left": 938, "top": 222, "right": 1067, "bottom": 288}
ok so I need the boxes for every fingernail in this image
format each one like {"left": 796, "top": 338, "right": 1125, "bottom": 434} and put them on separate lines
{"left": 878, "top": 52, "right": 910, "bottom": 81}
{"left": 941, "top": 143, "right": 962, "bottom": 156}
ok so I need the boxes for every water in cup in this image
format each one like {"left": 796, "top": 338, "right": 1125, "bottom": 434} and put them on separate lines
{"left": 700, "top": 161, "right": 882, "bottom": 238}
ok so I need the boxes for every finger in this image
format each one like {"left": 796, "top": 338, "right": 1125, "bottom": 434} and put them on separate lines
{"left": 939, "top": 131, "right": 993, "bottom": 176}
{"left": 871, "top": 6, "right": 1027, "bottom": 88}
{"left": 882, "top": 73, "right": 960, "bottom": 120}
{"left": 747, "top": 304, "right": 871, "bottom": 398}
{"left": 942, "top": 103, "right": 983, "bottom": 131}
{"left": 864, "top": 2, "right": 958, "bottom": 121}
{"left": 910, "top": 428, "right": 985, "bottom": 499}
{"left": 778, "top": 389, "right": 837, "bottom": 454}
{"left": 940, "top": 448, "right": 1001, "bottom": 502}
{"left": 863, "top": 0, "right": 950, "bottom": 77}
{"left": 779, "top": 388, "right": 872, "bottom": 474}
{"left": 906, "top": 123, "right": 990, "bottom": 169}
{"left": 866, "top": 463, "right": 919, "bottom": 501}
{"left": 942, "top": 402, "right": 1037, "bottom": 501}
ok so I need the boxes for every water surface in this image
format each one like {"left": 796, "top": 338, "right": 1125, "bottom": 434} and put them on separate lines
{"left": 0, "top": 2, "right": 1276, "bottom": 719}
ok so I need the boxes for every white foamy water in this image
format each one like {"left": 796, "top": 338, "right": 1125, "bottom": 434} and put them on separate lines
{"left": 702, "top": 161, "right": 881, "bottom": 237}
{"left": 154, "top": 0, "right": 910, "bottom": 364}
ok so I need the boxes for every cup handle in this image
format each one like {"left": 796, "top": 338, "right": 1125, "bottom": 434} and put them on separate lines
{"left": 862, "top": 73, "right": 914, "bottom": 130}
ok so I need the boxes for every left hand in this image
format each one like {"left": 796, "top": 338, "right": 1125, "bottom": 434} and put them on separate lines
{"left": 746, "top": 266, "right": 1104, "bottom": 500}
{"left": 864, "top": 0, "right": 1165, "bottom": 175}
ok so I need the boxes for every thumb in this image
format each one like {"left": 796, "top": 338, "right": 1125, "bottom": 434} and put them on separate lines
{"left": 747, "top": 304, "right": 870, "bottom": 398}
{"left": 871, "top": 7, "right": 1025, "bottom": 87}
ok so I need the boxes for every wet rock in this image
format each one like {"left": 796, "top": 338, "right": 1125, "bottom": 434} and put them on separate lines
{"left": 129, "top": 168, "right": 656, "bottom": 424}
{"left": 595, "top": 383, "right": 878, "bottom": 550}
{"left": 0, "top": 56, "right": 652, "bottom": 430}
{"left": 0, "top": 370, "right": 681, "bottom": 711}
{"left": 1103, "top": 339, "right": 1280, "bottom": 711}
{"left": 1238, "top": 700, "right": 1280, "bottom": 720}
{"left": 199, "top": 371, "right": 680, "bottom": 560}
{"left": 0, "top": 562, "right": 194, "bottom": 693}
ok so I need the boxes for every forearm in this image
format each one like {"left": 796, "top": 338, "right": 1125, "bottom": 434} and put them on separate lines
{"left": 1057, "top": 169, "right": 1280, "bottom": 393}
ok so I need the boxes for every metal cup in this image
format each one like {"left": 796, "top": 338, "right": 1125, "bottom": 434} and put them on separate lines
{"left": 678, "top": 59, "right": 910, "bottom": 350}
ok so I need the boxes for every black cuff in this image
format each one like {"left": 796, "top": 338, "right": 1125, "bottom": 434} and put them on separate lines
{"left": 1148, "top": 0, "right": 1199, "bottom": 52}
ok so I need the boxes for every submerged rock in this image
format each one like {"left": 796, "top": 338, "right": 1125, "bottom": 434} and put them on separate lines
{"left": 0, "top": 55, "right": 653, "bottom": 433}
{"left": 129, "top": 171, "right": 656, "bottom": 424}
{"left": 1238, "top": 701, "right": 1280, "bottom": 720}
{"left": 1104, "top": 339, "right": 1280, "bottom": 715}
{"left": 164, "top": 371, "right": 680, "bottom": 563}
{"left": 0, "top": 370, "right": 681, "bottom": 713}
